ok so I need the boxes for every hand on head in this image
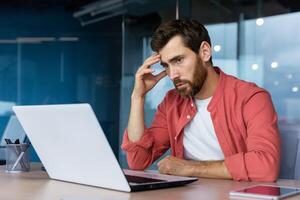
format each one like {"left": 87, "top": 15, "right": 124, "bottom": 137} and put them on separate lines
{"left": 132, "top": 54, "right": 167, "bottom": 98}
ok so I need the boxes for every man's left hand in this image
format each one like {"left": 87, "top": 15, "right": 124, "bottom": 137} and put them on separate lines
{"left": 157, "top": 155, "right": 232, "bottom": 179}
{"left": 157, "top": 156, "right": 193, "bottom": 176}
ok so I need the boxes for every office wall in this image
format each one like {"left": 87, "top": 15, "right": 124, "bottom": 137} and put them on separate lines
{"left": 0, "top": 3, "right": 122, "bottom": 160}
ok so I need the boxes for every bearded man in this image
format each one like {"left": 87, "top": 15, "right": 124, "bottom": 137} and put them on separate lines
{"left": 121, "top": 19, "right": 281, "bottom": 182}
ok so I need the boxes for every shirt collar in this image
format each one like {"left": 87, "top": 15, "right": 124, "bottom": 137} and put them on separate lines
{"left": 207, "top": 66, "right": 226, "bottom": 112}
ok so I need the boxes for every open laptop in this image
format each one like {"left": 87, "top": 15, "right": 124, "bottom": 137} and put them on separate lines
{"left": 12, "top": 104, "right": 197, "bottom": 192}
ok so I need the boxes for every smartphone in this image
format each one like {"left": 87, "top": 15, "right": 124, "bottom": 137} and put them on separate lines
{"left": 229, "top": 185, "right": 300, "bottom": 199}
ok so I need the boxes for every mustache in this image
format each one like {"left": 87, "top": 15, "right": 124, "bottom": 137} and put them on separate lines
{"left": 173, "top": 78, "right": 187, "bottom": 86}
{"left": 173, "top": 78, "right": 180, "bottom": 85}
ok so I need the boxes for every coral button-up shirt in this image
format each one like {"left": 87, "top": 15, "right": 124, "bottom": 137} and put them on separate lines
{"left": 121, "top": 67, "right": 281, "bottom": 182}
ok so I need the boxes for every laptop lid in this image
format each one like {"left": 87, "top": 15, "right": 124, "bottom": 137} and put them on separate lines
{"left": 13, "top": 104, "right": 131, "bottom": 192}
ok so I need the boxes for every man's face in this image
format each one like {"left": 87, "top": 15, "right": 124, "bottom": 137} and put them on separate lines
{"left": 159, "top": 35, "right": 207, "bottom": 98}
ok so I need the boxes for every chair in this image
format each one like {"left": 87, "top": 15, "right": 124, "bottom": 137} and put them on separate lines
{"left": 279, "top": 125, "right": 300, "bottom": 179}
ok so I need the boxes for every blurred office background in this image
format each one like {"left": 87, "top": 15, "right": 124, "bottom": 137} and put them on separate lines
{"left": 0, "top": 0, "right": 299, "bottom": 178}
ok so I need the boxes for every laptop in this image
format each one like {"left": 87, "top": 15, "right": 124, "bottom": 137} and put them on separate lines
{"left": 12, "top": 104, "right": 197, "bottom": 192}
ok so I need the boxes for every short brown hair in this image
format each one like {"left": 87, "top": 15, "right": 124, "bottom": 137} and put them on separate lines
{"left": 151, "top": 19, "right": 212, "bottom": 64}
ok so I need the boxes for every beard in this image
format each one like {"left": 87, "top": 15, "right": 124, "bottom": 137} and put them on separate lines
{"left": 173, "top": 58, "right": 207, "bottom": 98}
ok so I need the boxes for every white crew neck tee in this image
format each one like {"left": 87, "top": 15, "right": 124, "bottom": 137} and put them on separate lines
{"left": 183, "top": 97, "right": 225, "bottom": 161}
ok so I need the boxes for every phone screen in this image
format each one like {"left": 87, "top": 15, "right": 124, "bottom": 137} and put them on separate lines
{"left": 236, "top": 185, "right": 300, "bottom": 196}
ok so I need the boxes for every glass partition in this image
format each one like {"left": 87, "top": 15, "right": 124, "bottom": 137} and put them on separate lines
{"left": 119, "top": 0, "right": 300, "bottom": 173}
{"left": 0, "top": 3, "right": 122, "bottom": 161}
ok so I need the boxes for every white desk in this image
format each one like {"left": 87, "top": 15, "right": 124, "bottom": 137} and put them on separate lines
{"left": 1, "top": 163, "right": 300, "bottom": 200}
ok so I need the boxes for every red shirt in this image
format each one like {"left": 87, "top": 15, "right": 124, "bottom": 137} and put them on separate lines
{"left": 122, "top": 67, "right": 281, "bottom": 182}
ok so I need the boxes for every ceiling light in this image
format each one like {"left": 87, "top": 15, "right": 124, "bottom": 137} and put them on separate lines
{"left": 287, "top": 74, "right": 293, "bottom": 79}
{"left": 271, "top": 62, "right": 278, "bottom": 69}
{"left": 251, "top": 64, "right": 259, "bottom": 70}
{"left": 213, "top": 45, "right": 221, "bottom": 52}
{"left": 292, "top": 86, "right": 298, "bottom": 92}
{"left": 59, "top": 37, "right": 79, "bottom": 42}
{"left": 256, "top": 18, "right": 264, "bottom": 26}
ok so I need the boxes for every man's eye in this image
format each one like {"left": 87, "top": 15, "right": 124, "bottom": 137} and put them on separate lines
{"left": 176, "top": 58, "right": 182, "bottom": 64}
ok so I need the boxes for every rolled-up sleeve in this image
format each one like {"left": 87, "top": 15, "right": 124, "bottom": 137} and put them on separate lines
{"left": 225, "top": 90, "right": 281, "bottom": 182}
{"left": 121, "top": 97, "right": 170, "bottom": 170}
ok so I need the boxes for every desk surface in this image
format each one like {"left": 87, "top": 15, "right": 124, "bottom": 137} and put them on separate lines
{"left": 1, "top": 164, "right": 300, "bottom": 200}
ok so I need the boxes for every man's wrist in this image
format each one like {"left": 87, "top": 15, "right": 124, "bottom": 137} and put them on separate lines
{"left": 184, "top": 160, "right": 210, "bottom": 177}
{"left": 131, "top": 93, "right": 145, "bottom": 101}
{"left": 183, "top": 160, "right": 200, "bottom": 177}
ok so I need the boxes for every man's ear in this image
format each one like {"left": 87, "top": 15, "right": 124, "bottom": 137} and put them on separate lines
{"left": 198, "top": 41, "right": 212, "bottom": 63}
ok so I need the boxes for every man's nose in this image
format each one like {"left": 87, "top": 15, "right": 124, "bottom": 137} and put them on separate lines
{"left": 169, "top": 67, "right": 179, "bottom": 81}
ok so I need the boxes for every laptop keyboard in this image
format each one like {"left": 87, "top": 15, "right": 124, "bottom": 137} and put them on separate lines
{"left": 125, "top": 175, "right": 165, "bottom": 184}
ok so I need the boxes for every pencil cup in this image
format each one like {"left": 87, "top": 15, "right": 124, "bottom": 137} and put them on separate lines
{"left": 5, "top": 143, "right": 30, "bottom": 172}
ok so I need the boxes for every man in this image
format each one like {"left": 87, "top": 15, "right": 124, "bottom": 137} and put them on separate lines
{"left": 121, "top": 19, "right": 280, "bottom": 181}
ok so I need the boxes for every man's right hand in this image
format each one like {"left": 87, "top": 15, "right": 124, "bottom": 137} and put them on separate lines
{"left": 132, "top": 54, "right": 167, "bottom": 98}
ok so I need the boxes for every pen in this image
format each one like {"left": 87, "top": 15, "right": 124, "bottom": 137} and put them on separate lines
{"left": 5, "top": 138, "right": 28, "bottom": 170}
{"left": 16, "top": 143, "right": 30, "bottom": 170}
{"left": 4, "top": 138, "right": 13, "bottom": 144}
{"left": 11, "top": 151, "right": 25, "bottom": 171}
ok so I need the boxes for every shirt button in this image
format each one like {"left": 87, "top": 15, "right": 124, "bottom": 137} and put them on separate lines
{"left": 191, "top": 103, "right": 194, "bottom": 107}
{"left": 187, "top": 115, "right": 191, "bottom": 119}
{"left": 174, "top": 136, "right": 177, "bottom": 140}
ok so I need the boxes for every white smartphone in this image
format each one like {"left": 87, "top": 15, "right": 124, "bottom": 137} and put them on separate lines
{"left": 229, "top": 185, "right": 300, "bottom": 199}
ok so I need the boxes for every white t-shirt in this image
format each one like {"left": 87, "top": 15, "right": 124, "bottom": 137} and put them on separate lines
{"left": 183, "top": 97, "right": 225, "bottom": 161}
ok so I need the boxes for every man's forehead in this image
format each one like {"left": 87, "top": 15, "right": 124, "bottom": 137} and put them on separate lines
{"left": 162, "top": 35, "right": 185, "bottom": 50}
{"left": 159, "top": 36, "right": 187, "bottom": 62}
{"left": 160, "top": 52, "right": 184, "bottom": 64}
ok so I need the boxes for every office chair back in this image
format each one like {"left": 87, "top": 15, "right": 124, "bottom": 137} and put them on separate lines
{"left": 279, "top": 128, "right": 300, "bottom": 179}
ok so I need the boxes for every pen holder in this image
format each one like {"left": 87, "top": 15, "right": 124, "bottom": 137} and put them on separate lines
{"left": 5, "top": 143, "right": 30, "bottom": 172}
